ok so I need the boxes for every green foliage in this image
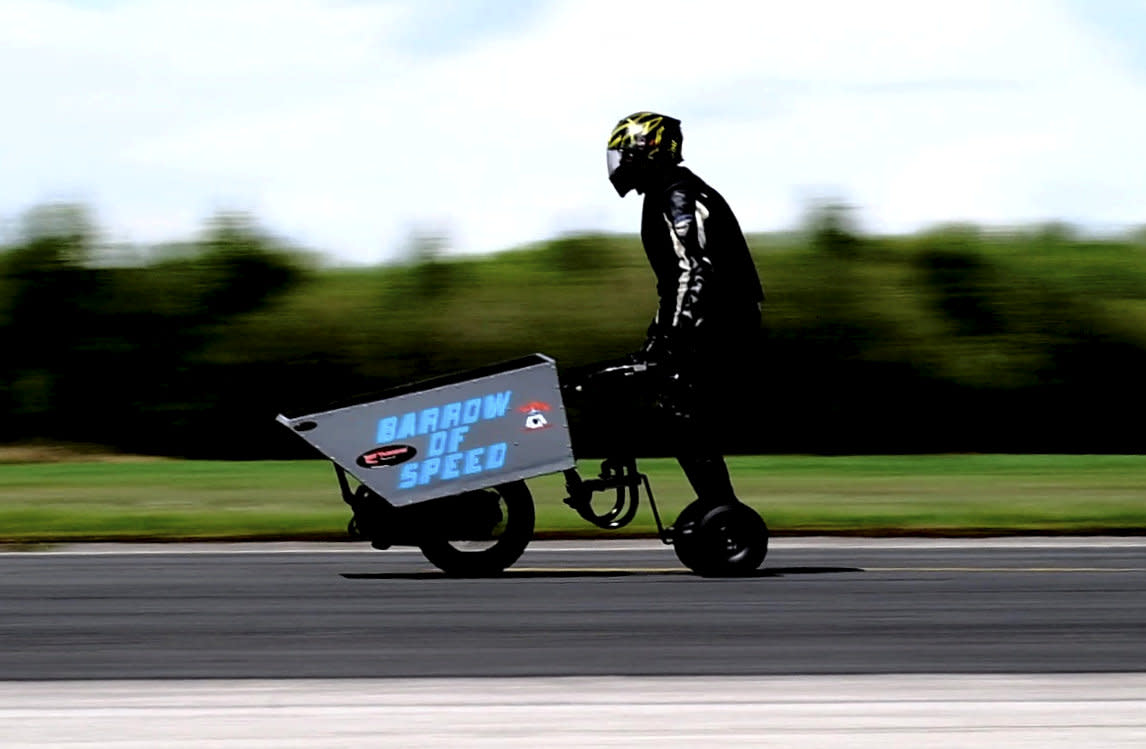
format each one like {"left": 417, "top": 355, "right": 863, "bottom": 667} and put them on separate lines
{"left": 0, "top": 206, "right": 310, "bottom": 452}
{"left": 4, "top": 202, "right": 1146, "bottom": 456}
{"left": 804, "top": 200, "right": 863, "bottom": 258}
{"left": 542, "top": 233, "right": 623, "bottom": 274}
{"left": 194, "top": 214, "right": 305, "bottom": 318}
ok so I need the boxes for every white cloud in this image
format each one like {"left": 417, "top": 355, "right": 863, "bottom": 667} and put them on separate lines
{"left": 2, "top": 0, "right": 1145, "bottom": 262}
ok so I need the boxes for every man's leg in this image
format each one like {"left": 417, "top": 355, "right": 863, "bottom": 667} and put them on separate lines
{"left": 677, "top": 453, "right": 737, "bottom": 507}
{"left": 655, "top": 367, "right": 740, "bottom": 508}
{"left": 665, "top": 313, "right": 761, "bottom": 508}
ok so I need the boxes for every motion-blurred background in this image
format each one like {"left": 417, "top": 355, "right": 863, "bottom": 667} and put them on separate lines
{"left": 3, "top": 0, "right": 1145, "bottom": 459}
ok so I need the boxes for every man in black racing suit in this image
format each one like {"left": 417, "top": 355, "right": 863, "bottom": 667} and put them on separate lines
{"left": 607, "top": 111, "right": 765, "bottom": 515}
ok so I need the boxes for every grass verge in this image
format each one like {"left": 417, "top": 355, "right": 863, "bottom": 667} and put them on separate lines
{"left": 1, "top": 455, "right": 1144, "bottom": 542}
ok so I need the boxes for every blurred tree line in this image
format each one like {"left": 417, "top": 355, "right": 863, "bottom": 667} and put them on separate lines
{"left": 2, "top": 202, "right": 1145, "bottom": 458}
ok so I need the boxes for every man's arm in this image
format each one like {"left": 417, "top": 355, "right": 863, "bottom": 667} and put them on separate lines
{"left": 659, "top": 184, "right": 715, "bottom": 352}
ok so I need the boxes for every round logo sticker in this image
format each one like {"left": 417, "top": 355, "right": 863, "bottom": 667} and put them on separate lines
{"left": 356, "top": 444, "right": 417, "bottom": 468}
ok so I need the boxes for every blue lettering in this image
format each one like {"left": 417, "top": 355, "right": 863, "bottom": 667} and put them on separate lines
{"left": 398, "top": 441, "right": 507, "bottom": 488}
{"left": 462, "top": 398, "right": 481, "bottom": 425}
{"left": 447, "top": 426, "right": 469, "bottom": 453}
{"left": 418, "top": 457, "right": 441, "bottom": 486}
{"left": 441, "top": 401, "right": 462, "bottom": 429}
{"left": 376, "top": 416, "right": 397, "bottom": 444}
{"left": 396, "top": 412, "right": 417, "bottom": 440}
{"left": 463, "top": 447, "right": 484, "bottom": 475}
{"left": 442, "top": 453, "right": 462, "bottom": 480}
{"left": 418, "top": 407, "right": 440, "bottom": 435}
{"left": 482, "top": 390, "right": 513, "bottom": 420}
{"left": 427, "top": 430, "right": 447, "bottom": 457}
{"left": 486, "top": 442, "right": 508, "bottom": 470}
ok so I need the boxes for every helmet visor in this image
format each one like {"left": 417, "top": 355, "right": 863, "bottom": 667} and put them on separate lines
{"left": 607, "top": 147, "right": 642, "bottom": 196}
{"left": 606, "top": 148, "right": 624, "bottom": 179}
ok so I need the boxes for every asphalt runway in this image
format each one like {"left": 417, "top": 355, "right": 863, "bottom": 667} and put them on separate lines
{"left": 2, "top": 539, "right": 1144, "bottom": 680}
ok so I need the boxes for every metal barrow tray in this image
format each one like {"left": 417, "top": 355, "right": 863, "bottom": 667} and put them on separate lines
{"left": 276, "top": 353, "right": 574, "bottom": 508}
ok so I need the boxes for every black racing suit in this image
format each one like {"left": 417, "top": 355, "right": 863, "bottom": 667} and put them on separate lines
{"left": 638, "top": 165, "right": 765, "bottom": 506}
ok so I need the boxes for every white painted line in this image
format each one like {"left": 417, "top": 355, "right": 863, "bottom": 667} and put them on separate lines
{"left": 2, "top": 675, "right": 1144, "bottom": 748}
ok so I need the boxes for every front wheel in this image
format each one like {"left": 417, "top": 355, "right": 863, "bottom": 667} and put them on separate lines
{"left": 418, "top": 481, "right": 535, "bottom": 576}
{"left": 673, "top": 501, "right": 768, "bottom": 577}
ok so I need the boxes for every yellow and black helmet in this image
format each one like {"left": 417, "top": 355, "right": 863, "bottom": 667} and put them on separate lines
{"left": 607, "top": 111, "right": 683, "bottom": 196}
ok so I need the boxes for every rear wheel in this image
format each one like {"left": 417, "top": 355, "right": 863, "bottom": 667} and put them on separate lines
{"left": 418, "top": 481, "right": 535, "bottom": 576}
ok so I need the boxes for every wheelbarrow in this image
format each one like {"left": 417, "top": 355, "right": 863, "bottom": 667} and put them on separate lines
{"left": 276, "top": 354, "right": 768, "bottom": 576}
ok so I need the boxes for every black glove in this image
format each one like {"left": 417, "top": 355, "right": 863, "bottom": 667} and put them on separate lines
{"left": 632, "top": 318, "right": 680, "bottom": 366}
{"left": 636, "top": 331, "right": 672, "bottom": 365}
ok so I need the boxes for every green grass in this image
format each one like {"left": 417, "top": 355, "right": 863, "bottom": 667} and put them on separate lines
{"left": 1, "top": 455, "right": 1144, "bottom": 542}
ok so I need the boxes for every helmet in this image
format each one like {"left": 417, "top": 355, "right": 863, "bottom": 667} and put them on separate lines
{"left": 607, "top": 112, "right": 683, "bottom": 196}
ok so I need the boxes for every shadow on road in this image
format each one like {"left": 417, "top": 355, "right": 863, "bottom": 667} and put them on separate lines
{"left": 764, "top": 566, "right": 865, "bottom": 577}
{"left": 340, "top": 566, "right": 864, "bottom": 580}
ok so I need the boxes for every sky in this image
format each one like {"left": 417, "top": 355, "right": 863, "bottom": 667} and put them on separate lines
{"left": 2, "top": 0, "right": 1146, "bottom": 264}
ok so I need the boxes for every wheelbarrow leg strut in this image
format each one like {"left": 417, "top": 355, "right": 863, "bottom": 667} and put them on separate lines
{"left": 562, "top": 458, "right": 670, "bottom": 542}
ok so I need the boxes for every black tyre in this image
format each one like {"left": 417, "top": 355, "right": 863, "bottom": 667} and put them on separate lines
{"left": 418, "top": 481, "right": 535, "bottom": 576}
{"left": 673, "top": 501, "right": 768, "bottom": 576}
{"left": 669, "top": 499, "right": 712, "bottom": 573}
